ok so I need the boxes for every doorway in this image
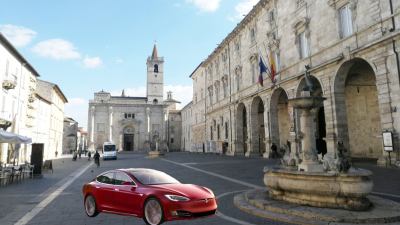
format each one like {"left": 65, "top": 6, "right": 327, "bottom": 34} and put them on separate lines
{"left": 123, "top": 134, "right": 134, "bottom": 151}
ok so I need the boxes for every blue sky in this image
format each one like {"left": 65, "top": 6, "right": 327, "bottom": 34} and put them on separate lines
{"left": 0, "top": 0, "right": 259, "bottom": 128}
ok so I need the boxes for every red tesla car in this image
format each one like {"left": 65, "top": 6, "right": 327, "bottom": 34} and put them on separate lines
{"left": 82, "top": 168, "right": 217, "bottom": 225}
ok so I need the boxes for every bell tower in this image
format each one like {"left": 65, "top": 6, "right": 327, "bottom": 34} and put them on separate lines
{"left": 146, "top": 44, "right": 164, "bottom": 104}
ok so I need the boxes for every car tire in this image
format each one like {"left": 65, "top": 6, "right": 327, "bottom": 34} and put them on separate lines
{"left": 143, "top": 197, "right": 164, "bottom": 225}
{"left": 84, "top": 195, "right": 99, "bottom": 217}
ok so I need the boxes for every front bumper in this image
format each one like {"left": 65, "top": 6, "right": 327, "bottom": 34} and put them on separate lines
{"left": 164, "top": 198, "right": 217, "bottom": 221}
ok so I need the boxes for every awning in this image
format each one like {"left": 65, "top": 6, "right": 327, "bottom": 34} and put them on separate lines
{"left": 0, "top": 129, "right": 32, "bottom": 144}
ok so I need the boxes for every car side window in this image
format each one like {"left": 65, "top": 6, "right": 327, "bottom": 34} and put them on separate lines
{"left": 114, "top": 172, "right": 135, "bottom": 185}
{"left": 97, "top": 172, "right": 115, "bottom": 185}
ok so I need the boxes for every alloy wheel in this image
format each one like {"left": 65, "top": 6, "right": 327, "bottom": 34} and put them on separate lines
{"left": 84, "top": 195, "right": 98, "bottom": 217}
{"left": 144, "top": 198, "right": 163, "bottom": 225}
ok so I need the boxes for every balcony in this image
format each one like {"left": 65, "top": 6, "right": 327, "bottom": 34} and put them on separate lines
{"left": 2, "top": 79, "right": 17, "bottom": 90}
{"left": 0, "top": 111, "right": 13, "bottom": 130}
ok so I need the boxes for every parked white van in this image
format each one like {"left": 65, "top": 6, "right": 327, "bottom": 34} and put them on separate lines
{"left": 102, "top": 142, "right": 117, "bottom": 160}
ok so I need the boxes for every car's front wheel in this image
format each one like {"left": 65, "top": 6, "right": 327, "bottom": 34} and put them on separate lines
{"left": 143, "top": 197, "right": 164, "bottom": 225}
{"left": 84, "top": 195, "right": 99, "bottom": 217}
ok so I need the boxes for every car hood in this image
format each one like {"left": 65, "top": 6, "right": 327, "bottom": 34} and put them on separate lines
{"left": 153, "top": 184, "right": 214, "bottom": 200}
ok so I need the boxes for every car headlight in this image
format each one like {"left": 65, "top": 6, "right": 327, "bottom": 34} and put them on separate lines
{"left": 203, "top": 187, "right": 215, "bottom": 197}
{"left": 165, "top": 194, "right": 190, "bottom": 202}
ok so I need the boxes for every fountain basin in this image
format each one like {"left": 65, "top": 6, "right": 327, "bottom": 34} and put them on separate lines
{"left": 264, "top": 167, "right": 373, "bottom": 211}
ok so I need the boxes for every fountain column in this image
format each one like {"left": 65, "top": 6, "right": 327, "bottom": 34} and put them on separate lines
{"left": 298, "top": 106, "right": 322, "bottom": 172}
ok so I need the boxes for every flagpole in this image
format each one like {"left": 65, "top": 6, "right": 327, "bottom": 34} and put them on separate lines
{"left": 257, "top": 44, "right": 273, "bottom": 80}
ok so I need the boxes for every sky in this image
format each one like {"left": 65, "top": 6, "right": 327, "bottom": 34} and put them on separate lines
{"left": 0, "top": 0, "right": 259, "bottom": 129}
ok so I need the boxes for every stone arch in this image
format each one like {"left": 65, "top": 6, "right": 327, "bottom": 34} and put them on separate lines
{"left": 296, "top": 75, "right": 327, "bottom": 156}
{"left": 250, "top": 96, "right": 265, "bottom": 156}
{"left": 333, "top": 58, "right": 382, "bottom": 159}
{"left": 235, "top": 103, "right": 247, "bottom": 155}
{"left": 270, "top": 88, "right": 290, "bottom": 149}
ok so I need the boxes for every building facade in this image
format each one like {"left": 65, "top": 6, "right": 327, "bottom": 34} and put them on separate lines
{"left": 181, "top": 101, "right": 193, "bottom": 152}
{"left": 35, "top": 79, "right": 68, "bottom": 159}
{"left": 188, "top": 0, "right": 400, "bottom": 165}
{"left": 88, "top": 45, "right": 179, "bottom": 152}
{"left": 62, "top": 117, "right": 78, "bottom": 154}
{"left": 0, "top": 33, "right": 38, "bottom": 165}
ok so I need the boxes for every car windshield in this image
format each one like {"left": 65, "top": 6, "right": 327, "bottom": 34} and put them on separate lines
{"left": 104, "top": 145, "right": 116, "bottom": 152}
{"left": 130, "top": 170, "right": 180, "bottom": 185}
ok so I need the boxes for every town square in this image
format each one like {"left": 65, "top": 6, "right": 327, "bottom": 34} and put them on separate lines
{"left": 1, "top": 0, "right": 400, "bottom": 224}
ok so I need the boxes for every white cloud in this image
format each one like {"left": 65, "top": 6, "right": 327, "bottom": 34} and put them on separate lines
{"left": 186, "top": 0, "right": 221, "bottom": 12}
{"left": 83, "top": 56, "right": 103, "bottom": 68}
{"left": 110, "top": 84, "right": 193, "bottom": 109}
{"left": 65, "top": 98, "right": 88, "bottom": 129}
{"left": 31, "top": 39, "right": 81, "bottom": 60}
{"left": 164, "top": 84, "right": 193, "bottom": 109}
{"left": 233, "top": 0, "right": 258, "bottom": 20}
{"left": 114, "top": 57, "right": 124, "bottom": 64}
{"left": 0, "top": 24, "right": 37, "bottom": 47}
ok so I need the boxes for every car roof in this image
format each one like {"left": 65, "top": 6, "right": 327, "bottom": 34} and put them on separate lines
{"left": 117, "top": 168, "right": 159, "bottom": 173}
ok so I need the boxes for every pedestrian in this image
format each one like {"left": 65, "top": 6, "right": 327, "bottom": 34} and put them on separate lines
{"left": 87, "top": 151, "right": 91, "bottom": 161}
{"left": 78, "top": 150, "right": 82, "bottom": 159}
{"left": 55, "top": 151, "right": 58, "bottom": 158}
{"left": 72, "top": 151, "right": 77, "bottom": 161}
{"left": 93, "top": 151, "right": 100, "bottom": 167}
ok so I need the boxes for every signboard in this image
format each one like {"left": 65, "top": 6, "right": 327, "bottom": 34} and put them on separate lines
{"left": 383, "top": 131, "right": 393, "bottom": 152}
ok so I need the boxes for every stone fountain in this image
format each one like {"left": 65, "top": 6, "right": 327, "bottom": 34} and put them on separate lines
{"left": 234, "top": 66, "right": 400, "bottom": 224}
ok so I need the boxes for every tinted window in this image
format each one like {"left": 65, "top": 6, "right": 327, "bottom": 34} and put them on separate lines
{"left": 104, "top": 145, "right": 116, "bottom": 152}
{"left": 114, "top": 172, "right": 135, "bottom": 185}
{"left": 130, "top": 170, "right": 180, "bottom": 185}
{"left": 97, "top": 172, "right": 114, "bottom": 184}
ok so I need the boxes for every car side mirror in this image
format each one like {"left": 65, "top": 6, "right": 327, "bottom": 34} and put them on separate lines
{"left": 122, "top": 181, "right": 132, "bottom": 185}
{"left": 130, "top": 186, "right": 136, "bottom": 191}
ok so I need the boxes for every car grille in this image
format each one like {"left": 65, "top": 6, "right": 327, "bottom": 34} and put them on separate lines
{"left": 176, "top": 210, "right": 216, "bottom": 218}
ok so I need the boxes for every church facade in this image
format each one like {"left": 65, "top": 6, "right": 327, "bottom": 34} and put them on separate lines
{"left": 88, "top": 45, "right": 177, "bottom": 151}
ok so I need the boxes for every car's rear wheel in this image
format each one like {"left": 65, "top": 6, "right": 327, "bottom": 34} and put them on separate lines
{"left": 84, "top": 195, "right": 99, "bottom": 217}
{"left": 143, "top": 197, "right": 164, "bottom": 225}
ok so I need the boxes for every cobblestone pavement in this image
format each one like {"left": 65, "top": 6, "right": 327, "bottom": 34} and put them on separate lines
{"left": 0, "top": 152, "right": 399, "bottom": 225}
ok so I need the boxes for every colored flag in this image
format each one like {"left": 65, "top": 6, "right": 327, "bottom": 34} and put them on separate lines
{"left": 259, "top": 56, "right": 267, "bottom": 86}
{"left": 269, "top": 52, "right": 276, "bottom": 83}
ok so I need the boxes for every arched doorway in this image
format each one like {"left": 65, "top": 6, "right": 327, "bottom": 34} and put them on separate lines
{"left": 236, "top": 103, "right": 247, "bottom": 155}
{"left": 270, "top": 88, "right": 290, "bottom": 149}
{"left": 250, "top": 97, "right": 265, "bottom": 156}
{"left": 296, "top": 76, "right": 327, "bottom": 156}
{"left": 123, "top": 126, "right": 135, "bottom": 151}
{"left": 334, "top": 58, "right": 382, "bottom": 159}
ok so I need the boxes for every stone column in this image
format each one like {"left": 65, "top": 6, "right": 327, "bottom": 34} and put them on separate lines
{"left": 109, "top": 106, "right": 113, "bottom": 142}
{"left": 245, "top": 101, "right": 252, "bottom": 157}
{"left": 298, "top": 108, "right": 323, "bottom": 172}
{"left": 89, "top": 106, "right": 95, "bottom": 151}
{"left": 373, "top": 56, "right": 395, "bottom": 166}
{"left": 146, "top": 107, "right": 151, "bottom": 143}
{"left": 262, "top": 96, "right": 271, "bottom": 158}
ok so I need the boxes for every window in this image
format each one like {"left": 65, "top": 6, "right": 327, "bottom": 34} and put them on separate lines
{"left": 97, "top": 172, "right": 114, "bottom": 184}
{"left": 5, "top": 60, "right": 9, "bottom": 77}
{"left": 236, "top": 75, "right": 240, "bottom": 91}
{"left": 250, "top": 28, "right": 256, "bottom": 44}
{"left": 298, "top": 32, "right": 309, "bottom": 58}
{"left": 210, "top": 126, "right": 213, "bottom": 140}
{"left": 339, "top": 4, "right": 353, "bottom": 38}
{"left": 153, "top": 99, "right": 158, "bottom": 104}
{"left": 170, "top": 138, "right": 174, "bottom": 143}
{"left": 154, "top": 64, "right": 159, "bottom": 73}
{"left": 114, "top": 172, "right": 135, "bottom": 185}
{"left": 225, "top": 122, "right": 229, "bottom": 139}
{"left": 217, "top": 124, "right": 220, "bottom": 140}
